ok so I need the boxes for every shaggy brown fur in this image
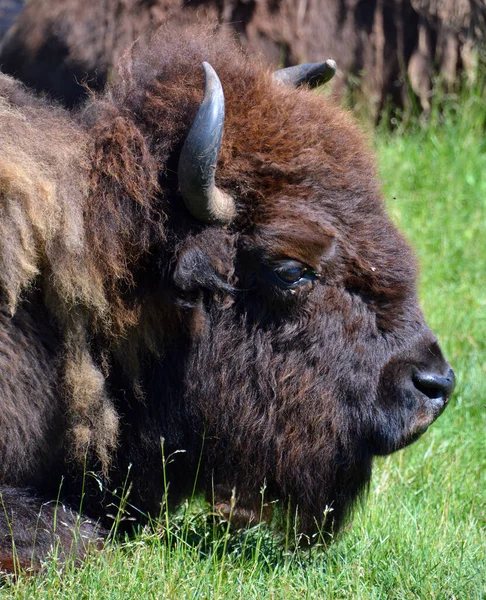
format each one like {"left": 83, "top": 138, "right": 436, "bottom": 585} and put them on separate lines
{"left": 0, "top": 24, "right": 454, "bottom": 568}
{"left": 0, "top": 74, "right": 118, "bottom": 470}
{"left": 0, "top": 0, "right": 216, "bottom": 107}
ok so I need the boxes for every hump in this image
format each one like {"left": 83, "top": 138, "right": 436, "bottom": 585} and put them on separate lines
{"left": 0, "top": 73, "right": 90, "bottom": 314}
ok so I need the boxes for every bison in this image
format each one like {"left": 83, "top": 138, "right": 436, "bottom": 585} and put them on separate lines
{"left": 0, "top": 23, "right": 454, "bottom": 571}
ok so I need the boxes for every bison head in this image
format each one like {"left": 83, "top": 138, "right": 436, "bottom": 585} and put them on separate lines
{"left": 86, "top": 26, "right": 454, "bottom": 539}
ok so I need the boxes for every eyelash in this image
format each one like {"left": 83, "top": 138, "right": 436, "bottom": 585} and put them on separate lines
{"left": 269, "top": 261, "right": 320, "bottom": 288}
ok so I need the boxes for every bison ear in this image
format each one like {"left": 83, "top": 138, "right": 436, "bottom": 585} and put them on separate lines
{"left": 273, "top": 60, "right": 337, "bottom": 89}
{"left": 172, "top": 232, "right": 235, "bottom": 307}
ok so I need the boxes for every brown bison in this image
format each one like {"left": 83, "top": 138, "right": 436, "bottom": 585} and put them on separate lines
{"left": 0, "top": 24, "right": 454, "bottom": 571}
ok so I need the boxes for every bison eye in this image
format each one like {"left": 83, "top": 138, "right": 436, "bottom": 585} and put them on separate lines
{"left": 271, "top": 261, "right": 318, "bottom": 288}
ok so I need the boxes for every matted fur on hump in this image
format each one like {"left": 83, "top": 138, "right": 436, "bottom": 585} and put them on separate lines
{"left": 0, "top": 76, "right": 94, "bottom": 313}
{"left": 0, "top": 75, "right": 119, "bottom": 469}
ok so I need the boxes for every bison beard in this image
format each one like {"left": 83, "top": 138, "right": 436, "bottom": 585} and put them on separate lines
{"left": 0, "top": 24, "right": 454, "bottom": 571}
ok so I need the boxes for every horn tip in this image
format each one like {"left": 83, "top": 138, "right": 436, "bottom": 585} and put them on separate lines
{"left": 325, "top": 59, "right": 337, "bottom": 73}
{"left": 201, "top": 61, "right": 214, "bottom": 76}
{"left": 273, "top": 60, "right": 337, "bottom": 88}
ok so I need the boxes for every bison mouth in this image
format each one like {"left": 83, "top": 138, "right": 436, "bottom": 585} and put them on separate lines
{"left": 372, "top": 350, "right": 455, "bottom": 455}
{"left": 395, "top": 423, "right": 430, "bottom": 451}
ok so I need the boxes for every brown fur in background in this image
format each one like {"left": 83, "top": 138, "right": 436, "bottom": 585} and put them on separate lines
{"left": 0, "top": 0, "right": 483, "bottom": 116}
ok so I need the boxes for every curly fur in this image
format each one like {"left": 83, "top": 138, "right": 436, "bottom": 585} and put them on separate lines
{"left": 0, "top": 76, "right": 119, "bottom": 468}
{"left": 0, "top": 23, "right": 453, "bottom": 568}
{"left": 0, "top": 0, "right": 218, "bottom": 107}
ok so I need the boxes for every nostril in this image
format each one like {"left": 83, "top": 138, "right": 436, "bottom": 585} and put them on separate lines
{"left": 412, "top": 368, "right": 456, "bottom": 404}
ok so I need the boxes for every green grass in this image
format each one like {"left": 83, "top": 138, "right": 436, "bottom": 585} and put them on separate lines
{"left": 2, "top": 99, "right": 485, "bottom": 598}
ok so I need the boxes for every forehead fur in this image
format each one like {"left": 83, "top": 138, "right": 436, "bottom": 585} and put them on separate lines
{"left": 92, "top": 24, "right": 387, "bottom": 230}
{"left": 93, "top": 22, "right": 416, "bottom": 291}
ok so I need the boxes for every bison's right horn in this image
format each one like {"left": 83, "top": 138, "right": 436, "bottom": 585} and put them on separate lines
{"left": 274, "top": 60, "right": 337, "bottom": 89}
{"left": 178, "top": 62, "right": 236, "bottom": 224}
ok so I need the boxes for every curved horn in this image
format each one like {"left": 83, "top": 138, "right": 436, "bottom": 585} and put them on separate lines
{"left": 274, "top": 60, "right": 337, "bottom": 89}
{"left": 178, "top": 62, "right": 236, "bottom": 224}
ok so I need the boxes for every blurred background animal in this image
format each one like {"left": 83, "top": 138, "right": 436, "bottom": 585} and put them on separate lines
{"left": 0, "top": 0, "right": 483, "bottom": 117}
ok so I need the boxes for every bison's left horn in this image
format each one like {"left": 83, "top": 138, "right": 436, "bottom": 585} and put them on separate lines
{"left": 178, "top": 62, "right": 236, "bottom": 224}
{"left": 274, "top": 60, "right": 337, "bottom": 89}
